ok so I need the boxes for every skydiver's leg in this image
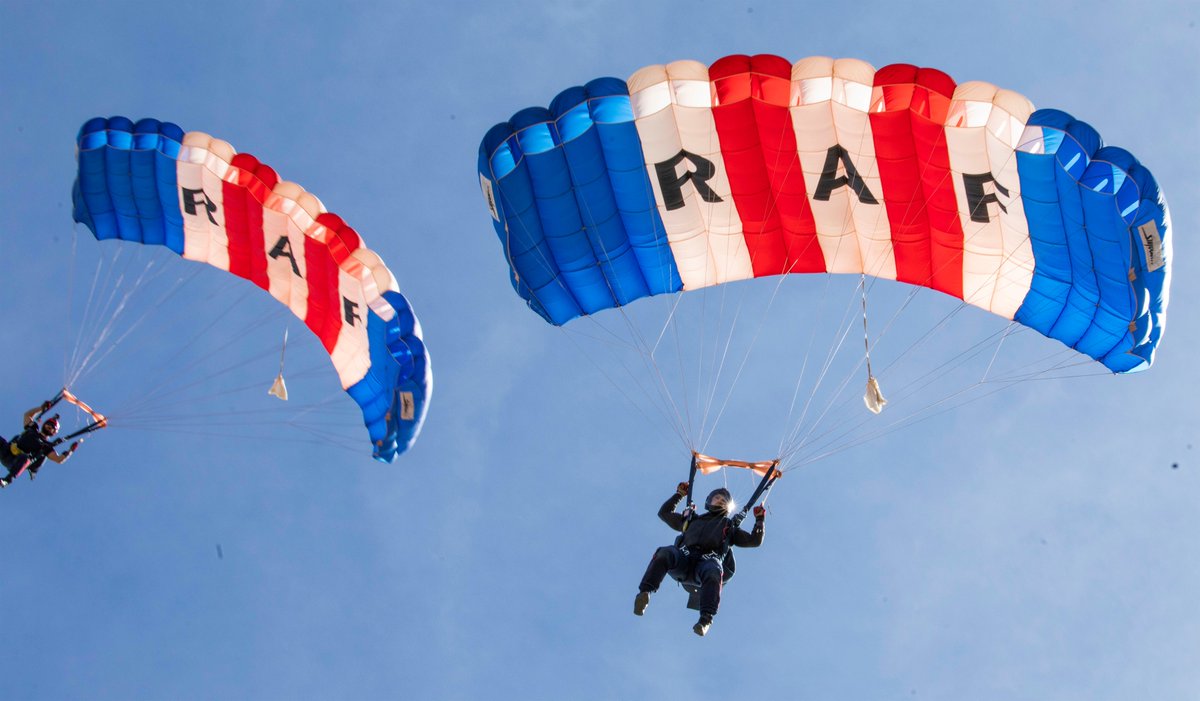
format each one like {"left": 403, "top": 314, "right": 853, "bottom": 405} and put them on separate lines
{"left": 636, "top": 545, "right": 687, "bottom": 616}
{"left": 26, "top": 456, "right": 46, "bottom": 480}
{"left": 639, "top": 546, "right": 684, "bottom": 593}
{"left": 1, "top": 457, "right": 30, "bottom": 487}
{"left": 695, "top": 559, "right": 723, "bottom": 620}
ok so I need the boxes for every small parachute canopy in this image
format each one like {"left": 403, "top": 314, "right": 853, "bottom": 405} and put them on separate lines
{"left": 72, "top": 116, "right": 431, "bottom": 461}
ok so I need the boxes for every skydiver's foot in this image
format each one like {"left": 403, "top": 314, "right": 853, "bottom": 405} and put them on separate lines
{"left": 693, "top": 615, "right": 713, "bottom": 637}
{"left": 0, "top": 478, "right": 8, "bottom": 488}
{"left": 634, "top": 591, "right": 651, "bottom": 616}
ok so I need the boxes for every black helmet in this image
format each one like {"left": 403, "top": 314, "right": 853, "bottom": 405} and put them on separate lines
{"left": 704, "top": 487, "right": 732, "bottom": 512}
{"left": 41, "top": 415, "right": 61, "bottom": 436}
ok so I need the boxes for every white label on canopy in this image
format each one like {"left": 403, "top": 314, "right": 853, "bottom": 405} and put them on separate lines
{"left": 399, "top": 391, "right": 415, "bottom": 421}
{"left": 1138, "top": 221, "right": 1165, "bottom": 272}
{"left": 480, "top": 175, "right": 499, "bottom": 221}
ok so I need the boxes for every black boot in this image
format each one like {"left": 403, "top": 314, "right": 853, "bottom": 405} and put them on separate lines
{"left": 634, "top": 591, "right": 651, "bottom": 616}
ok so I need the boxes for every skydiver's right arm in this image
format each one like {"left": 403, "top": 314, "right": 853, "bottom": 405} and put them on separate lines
{"left": 45, "top": 441, "right": 80, "bottom": 465}
{"left": 23, "top": 399, "right": 52, "bottom": 425}
{"left": 658, "top": 493, "right": 686, "bottom": 532}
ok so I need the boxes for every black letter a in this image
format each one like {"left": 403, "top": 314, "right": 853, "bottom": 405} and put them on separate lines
{"left": 813, "top": 145, "right": 878, "bottom": 205}
{"left": 268, "top": 236, "right": 302, "bottom": 277}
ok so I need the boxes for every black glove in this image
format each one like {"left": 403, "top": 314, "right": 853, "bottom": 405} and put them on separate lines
{"left": 40, "top": 400, "right": 52, "bottom": 413}
{"left": 753, "top": 505, "right": 766, "bottom": 520}
{"left": 676, "top": 481, "right": 689, "bottom": 497}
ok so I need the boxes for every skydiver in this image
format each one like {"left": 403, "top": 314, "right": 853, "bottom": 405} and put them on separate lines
{"left": 633, "top": 481, "right": 766, "bottom": 637}
{"left": 0, "top": 401, "right": 82, "bottom": 489}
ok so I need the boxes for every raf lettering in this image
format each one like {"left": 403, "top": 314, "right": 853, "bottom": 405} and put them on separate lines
{"left": 181, "top": 187, "right": 218, "bottom": 225}
{"left": 654, "top": 150, "right": 723, "bottom": 211}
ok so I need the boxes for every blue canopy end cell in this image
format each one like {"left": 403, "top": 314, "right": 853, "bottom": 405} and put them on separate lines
{"left": 1015, "top": 109, "right": 1170, "bottom": 373}
{"left": 352, "top": 291, "right": 431, "bottom": 463}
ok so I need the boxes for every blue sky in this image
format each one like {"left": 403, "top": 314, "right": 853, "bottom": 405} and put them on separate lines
{"left": 1, "top": 1, "right": 1197, "bottom": 699}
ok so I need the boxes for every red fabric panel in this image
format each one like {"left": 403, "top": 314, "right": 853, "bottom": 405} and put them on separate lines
{"left": 303, "top": 213, "right": 362, "bottom": 353}
{"left": 223, "top": 153, "right": 276, "bottom": 291}
{"left": 710, "top": 54, "right": 825, "bottom": 277}
{"left": 710, "top": 54, "right": 786, "bottom": 276}
{"left": 871, "top": 64, "right": 932, "bottom": 287}
{"left": 910, "top": 68, "right": 963, "bottom": 299}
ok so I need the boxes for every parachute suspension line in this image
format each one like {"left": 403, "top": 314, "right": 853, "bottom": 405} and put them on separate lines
{"left": 70, "top": 248, "right": 180, "bottom": 387}
{"left": 560, "top": 322, "right": 692, "bottom": 451}
{"left": 698, "top": 267, "right": 796, "bottom": 455}
{"left": 650, "top": 292, "right": 686, "bottom": 356}
{"left": 66, "top": 240, "right": 117, "bottom": 384}
{"left": 571, "top": 132, "right": 716, "bottom": 452}
{"left": 787, "top": 323, "right": 1091, "bottom": 466}
{"left": 791, "top": 347, "right": 1097, "bottom": 467}
{"left": 108, "top": 298, "right": 286, "bottom": 419}
{"left": 789, "top": 308, "right": 1014, "bottom": 463}
{"left": 492, "top": 177, "right": 693, "bottom": 450}
{"left": 980, "top": 321, "right": 1017, "bottom": 383}
{"left": 114, "top": 341, "right": 282, "bottom": 423}
{"left": 69, "top": 244, "right": 147, "bottom": 384}
{"left": 64, "top": 226, "right": 80, "bottom": 384}
{"left": 776, "top": 272, "right": 869, "bottom": 464}
{"left": 777, "top": 268, "right": 837, "bottom": 459}
{"left": 71, "top": 265, "right": 202, "bottom": 388}
{"left": 860, "top": 274, "right": 887, "bottom": 414}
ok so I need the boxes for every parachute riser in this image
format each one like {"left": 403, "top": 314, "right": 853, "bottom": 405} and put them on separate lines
{"left": 681, "top": 453, "right": 699, "bottom": 533}
{"left": 54, "top": 420, "right": 107, "bottom": 444}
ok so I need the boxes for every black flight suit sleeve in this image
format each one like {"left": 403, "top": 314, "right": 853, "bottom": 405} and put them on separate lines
{"left": 658, "top": 493, "right": 686, "bottom": 532}
{"left": 730, "top": 516, "right": 765, "bottom": 548}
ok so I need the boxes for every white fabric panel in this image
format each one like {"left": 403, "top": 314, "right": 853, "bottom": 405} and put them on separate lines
{"left": 262, "top": 181, "right": 311, "bottom": 321}
{"left": 945, "top": 82, "right": 1034, "bottom": 318}
{"left": 353, "top": 248, "right": 400, "bottom": 319}
{"left": 331, "top": 258, "right": 372, "bottom": 389}
{"left": 628, "top": 61, "right": 752, "bottom": 289}
{"left": 790, "top": 58, "right": 895, "bottom": 278}
{"left": 176, "top": 132, "right": 230, "bottom": 270}
{"left": 330, "top": 245, "right": 394, "bottom": 388}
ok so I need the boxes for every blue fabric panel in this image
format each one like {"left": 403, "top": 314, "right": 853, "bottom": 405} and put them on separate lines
{"left": 550, "top": 86, "right": 649, "bottom": 307}
{"left": 1045, "top": 120, "right": 1101, "bottom": 348}
{"left": 349, "top": 291, "right": 431, "bottom": 462}
{"left": 100, "top": 116, "right": 145, "bottom": 242}
{"left": 480, "top": 122, "right": 583, "bottom": 324}
{"left": 74, "top": 116, "right": 187, "bottom": 254}
{"left": 74, "top": 117, "right": 120, "bottom": 240}
{"left": 1015, "top": 109, "right": 1170, "bottom": 373}
{"left": 1112, "top": 161, "right": 1170, "bottom": 369}
{"left": 1074, "top": 147, "right": 1139, "bottom": 360}
{"left": 130, "top": 118, "right": 166, "bottom": 246}
{"left": 478, "top": 80, "right": 682, "bottom": 327}
{"left": 511, "top": 106, "right": 616, "bottom": 315}
{"left": 155, "top": 122, "right": 186, "bottom": 255}
{"left": 585, "top": 78, "right": 681, "bottom": 297}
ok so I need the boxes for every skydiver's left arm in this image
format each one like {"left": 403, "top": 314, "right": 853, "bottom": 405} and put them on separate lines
{"left": 731, "top": 513, "right": 765, "bottom": 548}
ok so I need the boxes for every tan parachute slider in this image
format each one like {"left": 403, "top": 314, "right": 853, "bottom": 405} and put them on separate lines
{"left": 60, "top": 388, "right": 107, "bottom": 429}
{"left": 693, "top": 452, "right": 780, "bottom": 478}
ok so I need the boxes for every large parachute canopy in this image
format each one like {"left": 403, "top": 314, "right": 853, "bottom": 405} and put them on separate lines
{"left": 479, "top": 55, "right": 1169, "bottom": 372}
{"left": 477, "top": 55, "right": 1170, "bottom": 467}
{"left": 72, "top": 116, "right": 431, "bottom": 461}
